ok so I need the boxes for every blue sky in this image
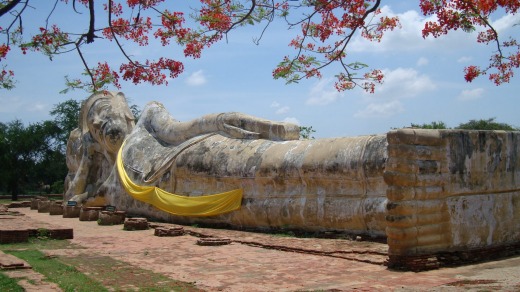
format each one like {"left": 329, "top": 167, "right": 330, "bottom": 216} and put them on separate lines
{"left": 0, "top": 2, "right": 519, "bottom": 138}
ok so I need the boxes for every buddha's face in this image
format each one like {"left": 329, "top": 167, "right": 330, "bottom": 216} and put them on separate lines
{"left": 87, "top": 98, "right": 134, "bottom": 154}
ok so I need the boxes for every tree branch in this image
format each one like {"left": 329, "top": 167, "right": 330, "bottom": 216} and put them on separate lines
{"left": 86, "top": 0, "right": 95, "bottom": 43}
{"left": 0, "top": 0, "right": 22, "bottom": 18}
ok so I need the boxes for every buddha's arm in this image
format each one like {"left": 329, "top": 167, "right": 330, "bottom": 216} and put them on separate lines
{"left": 141, "top": 102, "right": 300, "bottom": 145}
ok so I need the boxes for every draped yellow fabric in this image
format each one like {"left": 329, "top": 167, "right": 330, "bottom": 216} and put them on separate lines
{"left": 116, "top": 141, "right": 243, "bottom": 217}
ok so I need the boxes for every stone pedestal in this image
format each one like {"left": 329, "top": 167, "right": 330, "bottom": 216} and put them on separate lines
{"left": 123, "top": 218, "right": 149, "bottom": 231}
{"left": 31, "top": 196, "right": 48, "bottom": 210}
{"left": 37, "top": 200, "right": 51, "bottom": 213}
{"left": 49, "top": 201, "right": 64, "bottom": 215}
{"left": 63, "top": 206, "right": 81, "bottom": 218}
{"left": 98, "top": 211, "right": 126, "bottom": 225}
{"left": 79, "top": 207, "right": 103, "bottom": 221}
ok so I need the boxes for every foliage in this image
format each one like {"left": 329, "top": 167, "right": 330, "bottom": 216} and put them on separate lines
{"left": 0, "top": 119, "right": 66, "bottom": 200}
{"left": 456, "top": 117, "right": 518, "bottom": 131}
{"left": 49, "top": 99, "right": 81, "bottom": 153}
{"left": 299, "top": 125, "right": 316, "bottom": 140}
{"left": 406, "top": 118, "right": 518, "bottom": 131}
{"left": 0, "top": 1, "right": 518, "bottom": 92}
{"left": 410, "top": 121, "right": 448, "bottom": 129}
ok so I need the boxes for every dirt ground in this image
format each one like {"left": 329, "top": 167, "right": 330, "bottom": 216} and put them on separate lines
{"left": 3, "top": 207, "right": 520, "bottom": 291}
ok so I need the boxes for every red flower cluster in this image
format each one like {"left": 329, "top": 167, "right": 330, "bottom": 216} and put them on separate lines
{"left": 421, "top": 0, "right": 520, "bottom": 85}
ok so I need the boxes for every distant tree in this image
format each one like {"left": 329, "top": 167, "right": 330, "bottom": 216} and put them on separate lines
{"left": 50, "top": 99, "right": 81, "bottom": 153}
{"left": 456, "top": 118, "right": 518, "bottom": 131}
{"left": 410, "top": 121, "right": 449, "bottom": 129}
{"left": 299, "top": 125, "right": 316, "bottom": 140}
{"left": 0, "top": 119, "right": 65, "bottom": 200}
{"left": 0, "top": 1, "right": 517, "bottom": 92}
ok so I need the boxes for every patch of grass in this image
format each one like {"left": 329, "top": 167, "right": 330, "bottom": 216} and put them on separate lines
{"left": 0, "top": 272, "right": 25, "bottom": 292}
{"left": 60, "top": 254, "right": 201, "bottom": 291}
{"left": 1, "top": 238, "right": 200, "bottom": 291}
{"left": 3, "top": 249, "right": 108, "bottom": 292}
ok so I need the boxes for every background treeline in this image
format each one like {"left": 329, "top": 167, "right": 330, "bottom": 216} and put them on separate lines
{"left": 0, "top": 100, "right": 80, "bottom": 200}
{"left": 406, "top": 118, "right": 519, "bottom": 131}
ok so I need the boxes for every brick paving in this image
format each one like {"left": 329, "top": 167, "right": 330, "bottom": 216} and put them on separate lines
{"left": 2, "top": 206, "right": 520, "bottom": 291}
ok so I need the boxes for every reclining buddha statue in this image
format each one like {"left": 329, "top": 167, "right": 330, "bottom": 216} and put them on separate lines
{"left": 65, "top": 92, "right": 388, "bottom": 236}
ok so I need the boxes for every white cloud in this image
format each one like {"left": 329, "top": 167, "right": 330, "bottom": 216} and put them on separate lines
{"left": 372, "top": 67, "right": 436, "bottom": 98}
{"left": 276, "top": 106, "right": 290, "bottom": 114}
{"left": 350, "top": 5, "right": 474, "bottom": 53}
{"left": 457, "top": 56, "right": 472, "bottom": 63}
{"left": 283, "top": 117, "right": 300, "bottom": 125}
{"left": 458, "top": 88, "right": 485, "bottom": 101}
{"left": 355, "top": 67, "right": 435, "bottom": 118}
{"left": 491, "top": 13, "right": 520, "bottom": 33}
{"left": 29, "top": 103, "right": 47, "bottom": 112}
{"left": 355, "top": 101, "right": 405, "bottom": 118}
{"left": 270, "top": 101, "right": 280, "bottom": 108}
{"left": 185, "top": 70, "right": 207, "bottom": 86}
{"left": 306, "top": 78, "right": 343, "bottom": 105}
{"left": 417, "top": 57, "right": 429, "bottom": 66}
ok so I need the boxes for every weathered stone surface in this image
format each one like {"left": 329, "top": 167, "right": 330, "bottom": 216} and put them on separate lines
{"left": 386, "top": 129, "right": 520, "bottom": 270}
{"left": 107, "top": 102, "right": 388, "bottom": 236}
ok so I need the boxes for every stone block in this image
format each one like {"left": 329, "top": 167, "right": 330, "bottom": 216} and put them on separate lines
{"left": 0, "top": 230, "right": 29, "bottom": 244}
{"left": 63, "top": 205, "right": 81, "bottom": 218}
{"left": 124, "top": 218, "right": 149, "bottom": 231}
{"left": 196, "top": 237, "right": 232, "bottom": 246}
{"left": 49, "top": 202, "right": 64, "bottom": 215}
{"left": 49, "top": 228, "right": 74, "bottom": 240}
{"left": 154, "top": 227, "right": 185, "bottom": 237}
{"left": 98, "top": 211, "right": 126, "bottom": 225}
{"left": 79, "top": 207, "right": 103, "bottom": 221}
{"left": 37, "top": 200, "right": 51, "bottom": 213}
{"left": 30, "top": 196, "right": 48, "bottom": 210}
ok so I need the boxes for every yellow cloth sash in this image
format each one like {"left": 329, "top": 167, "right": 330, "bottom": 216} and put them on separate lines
{"left": 116, "top": 141, "right": 243, "bottom": 217}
